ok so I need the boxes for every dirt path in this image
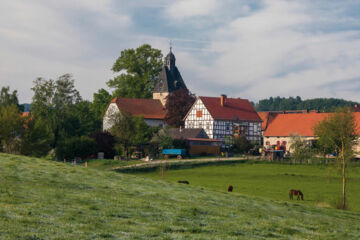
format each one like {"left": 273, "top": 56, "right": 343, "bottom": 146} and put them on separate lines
{"left": 112, "top": 156, "right": 257, "bottom": 170}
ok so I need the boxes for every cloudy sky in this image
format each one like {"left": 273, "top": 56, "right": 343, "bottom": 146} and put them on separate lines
{"left": 1, "top": 0, "right": 360, "bottom": 103}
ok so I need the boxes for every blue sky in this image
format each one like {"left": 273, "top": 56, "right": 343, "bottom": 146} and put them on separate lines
{"left": 0, "top": 0, "right": 360, "bottom": 103}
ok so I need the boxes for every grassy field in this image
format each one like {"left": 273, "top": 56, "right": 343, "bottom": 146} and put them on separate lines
{"left": 133, "top": 162, "right": 360, "bottom": 211}
{"left": 1, "top": 153, "right": 360, "bottom": 239}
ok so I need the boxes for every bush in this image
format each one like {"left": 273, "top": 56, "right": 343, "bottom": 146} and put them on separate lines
{"left": 90, "top": 131, "right": 115, "bottom": 159}
{"left": 231, "top": 137, "right": 253, "bottom": 154}
{"left": 56, "top": 136, "right": 96, "bottom": 161}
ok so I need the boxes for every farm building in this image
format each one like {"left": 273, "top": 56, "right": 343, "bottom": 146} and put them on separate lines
{"left": 168, "top": 127, "right": 222, "bottom": 155}
{"left": 184, "top": 95, "right": 262, "bottom": 144}
{"left": 261, "top": 111, "right": 360, "bottom": 154}
{"left": 103, "top": 97, "right": 166, "bottom": 130}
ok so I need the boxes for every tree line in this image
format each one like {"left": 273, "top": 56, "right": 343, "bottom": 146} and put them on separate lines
{"left": 254, "top": 96, "right": 359, "bottom": 112}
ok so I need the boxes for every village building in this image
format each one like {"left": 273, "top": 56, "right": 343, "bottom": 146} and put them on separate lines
{"left": 103, "top": 97, "right": 166, "bottom": 130}
{"left": 152, "top": 48, "right": 187, "bottom": 106}
{"left": 184, "top": 95, "right": 262, "bottom": 144}
{"left": 261, "top": 111, "right": 360, "bottom": 155}
{"left": 168, "top": 127, "right": 222, "bottom": 155}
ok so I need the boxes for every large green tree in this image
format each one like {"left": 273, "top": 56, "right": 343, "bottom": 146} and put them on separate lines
{"left": 107, "top": 44, "right": 163, "bottom": 98}
{"left": 314, "top": 108, "right": 357, "bottom": 209}
{"left": 31, "top": 74, "right": 82, "bottom": 148}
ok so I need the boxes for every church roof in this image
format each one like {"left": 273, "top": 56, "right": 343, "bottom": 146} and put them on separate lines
{"left": 153, "top": 50, "right": 187, "bottom": 93}
{"left": 165, "top": 51, "right": 175, "bottom": 61}
{"left": 199, "top": 96, "right": 261, "bottom": 122}
{"left": 109, "top": 97, "right": 166, "bottom": 120}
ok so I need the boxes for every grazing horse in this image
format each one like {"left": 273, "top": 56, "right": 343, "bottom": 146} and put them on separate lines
{"left": 227, "top": 185, "right": 233, "bottom": 192}
{"left": 178, "top": 180, "right": 189, "bottom": 184}
{"left": 289, "top": 189, "right": 304, "bottom": 200}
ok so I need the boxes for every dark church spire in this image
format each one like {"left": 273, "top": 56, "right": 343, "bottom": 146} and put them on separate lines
{"left": 153, "top": 44, "right": 188, "bottom": 106}
{"left": 165, "top": 50, "right": 176, "bottom": 70}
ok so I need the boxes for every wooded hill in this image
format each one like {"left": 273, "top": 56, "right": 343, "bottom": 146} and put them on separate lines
{"left": 254, "top": 96, "right": 359, "bottom": 112}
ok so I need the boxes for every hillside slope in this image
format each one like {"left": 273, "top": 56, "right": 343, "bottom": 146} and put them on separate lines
{"left": 0, "top": 154, "right": 359, "bottom": 239}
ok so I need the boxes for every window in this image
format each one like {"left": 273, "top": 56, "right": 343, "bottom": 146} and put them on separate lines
{"left": 206, "top": 122, "right": 210, "bottom": 129}
{"left": 196, "top": 110, "right": 202, "bottom": 118}
{"left": 226, "top": 123, "right": 230, "bottom": 130}
{"left": 239, "top": 126, "right": 247, "bottom": 135}
{"left": 266, "top": 141, "right": 270, "bottom": 145}
{"left": 198, "top": 122, "right": 202, "bottom": 128}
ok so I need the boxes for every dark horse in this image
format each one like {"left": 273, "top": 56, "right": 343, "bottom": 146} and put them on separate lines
{"left": 227, "top": 185, "right": 233, "bottom": 192}
{"left": 289, "top": 189, "right": 304, "bottom": 200}
{"left": 178, "top": 180, "right": 189, "bottom": 184}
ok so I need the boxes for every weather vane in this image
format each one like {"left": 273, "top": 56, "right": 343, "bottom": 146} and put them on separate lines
{"left": 169, "top": 40, "right": 173, "bottom": 52}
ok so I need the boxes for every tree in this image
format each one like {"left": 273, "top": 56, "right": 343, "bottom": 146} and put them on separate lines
{"left": 20, "top": 115, "right": 53, "bottom": 157}
{"left": 231, "top": 137, "right": 252, "bottom": 154}
{"left": 165, "top": 88, "right": 196, "bottom": 127}
{"left": 0, "top": 86, "right": 22, "bottom": 111}
{"left": 149, "top": 128, "right": 173, "bottom": 157}
{"left": 107, "top": 44, "right": 163, "bottom": 98}
{"left": 109, "top": 111, "right": 152, "bottom": 159}
{"left": 69, "top": 101, "right": 101, "bottom": 136}
{"left": 255, "top": 96, "right": 358, "bottom": 112}
{"left": 91, "top": 88, "right": 112, "bottom": 120}
{"left": 0, "top": 105, "right": 24, "bottom": 153}
{"left": 56, "top": 136, "right": 97, "bottom": 161}
{"left": 31, "top": 74, "right": 82, "bottom": 148}
{"left": 314, "top": 108, "right": 357, "bottom": 209}
{"left": 289, "top": 134, "right": 314, "bottom": 163}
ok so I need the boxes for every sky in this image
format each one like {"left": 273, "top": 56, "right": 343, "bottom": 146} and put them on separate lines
{"left": 0, "top": 0, "right": 360, "bottom": 104}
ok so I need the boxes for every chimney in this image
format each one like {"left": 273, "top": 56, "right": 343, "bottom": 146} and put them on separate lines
{"left": 220, "top": 94, "right": 227, "bottom": 107}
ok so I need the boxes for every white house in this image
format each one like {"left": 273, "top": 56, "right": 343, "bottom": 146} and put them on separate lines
{"left": 103, "top": 97, "right": 166, "bottom": 130}
{"left": 184, "top": 95, "right": 262, "bottom": 144}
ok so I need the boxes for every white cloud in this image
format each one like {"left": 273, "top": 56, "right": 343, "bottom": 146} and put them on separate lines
{"left": 0, "top": 0, "right": 131, "bottom": 103}
{"left": 182, "top": 0, "right": 360, "bottom": 102}
{"left": 165, "top": 0, "right": 219, "bottom": 20}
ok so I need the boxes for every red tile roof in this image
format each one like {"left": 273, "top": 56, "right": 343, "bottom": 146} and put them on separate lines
{"left": 264, "top": 112, "right": 360, "bottom": 137}
{"left": 264, "top": 112, "right": 329, "bottom": 137}
{"left": 21, "top": 112, "right": 30, "bottom": 117}
{"left": 199, "top": 96, "right": 261, "bottom": 121}
{"left": 257, "top": 112, "right": 279, "bottom": 131}
{"left": 109, "top": 97, "right": 166, "bottom": 119}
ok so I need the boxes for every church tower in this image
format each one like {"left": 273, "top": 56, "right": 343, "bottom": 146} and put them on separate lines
{"left": 153, "top": 47, "right": 187, "bottom": 106}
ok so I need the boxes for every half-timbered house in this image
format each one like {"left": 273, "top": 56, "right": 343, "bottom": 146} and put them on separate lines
{"left": 184, "top": 95, "right": 262, "bottom": 144}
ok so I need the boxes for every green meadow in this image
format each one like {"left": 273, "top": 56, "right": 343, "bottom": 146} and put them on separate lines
{"left": 1, "top": 153, "right": 360, "bottom": 239}
{"left": 133, "top": 162, "right": 360, "bottom": 211}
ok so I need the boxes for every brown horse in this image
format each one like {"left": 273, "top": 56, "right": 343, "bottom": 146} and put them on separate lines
{"left": 289, "top": 189, "right": 304, "bottom": 200}
{"left": 227, "top": 185, "right": 233, "bottom": 192}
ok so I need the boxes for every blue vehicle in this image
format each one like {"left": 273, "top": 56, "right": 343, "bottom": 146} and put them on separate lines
{"left": 162, "top": 149, "right": 187, "bottom": 159}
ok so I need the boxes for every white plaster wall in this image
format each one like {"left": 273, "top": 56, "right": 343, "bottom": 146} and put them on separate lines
{"left": 103, "top": 103, "right": 120, "bottom": 131}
